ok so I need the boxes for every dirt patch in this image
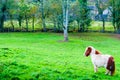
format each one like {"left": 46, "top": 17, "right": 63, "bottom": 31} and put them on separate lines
{"left": 111, "top": 34, "right": 120, "bottom": 40}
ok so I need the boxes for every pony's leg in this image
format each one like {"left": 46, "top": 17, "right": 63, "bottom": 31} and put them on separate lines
{"left": 94, "top": 65, "right": 98, "bottom": 73}
{"left": 109, "top": 71, "right": 113, "bottom": 76}
{"left": 105, "top": 69, "right": 110, "bottom": 75}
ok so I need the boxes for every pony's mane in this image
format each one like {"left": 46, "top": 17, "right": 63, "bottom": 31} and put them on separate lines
{"left": 95, "top": 50, "right": 101, "bottom": 54}
{"left": 85, "top": 46, "right": 101, "bottom": 56}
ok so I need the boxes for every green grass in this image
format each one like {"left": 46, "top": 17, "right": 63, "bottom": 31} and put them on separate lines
{"left": 89, "top": 21, "right": 114, "bottom": 32}
{"left": 4, "top": 20, "right": 115, "bottom": 32}
{"left": 0, "top": 32, "right": 120, "bottom": 80}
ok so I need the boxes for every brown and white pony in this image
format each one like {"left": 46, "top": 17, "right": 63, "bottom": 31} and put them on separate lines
{"left": 84, "top": 46, "right": 115, "bottom": 76}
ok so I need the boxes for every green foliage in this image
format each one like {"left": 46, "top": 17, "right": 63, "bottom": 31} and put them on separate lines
{"left": 47, "top": 0, "right": 63, "bottom": 32}
{"left": 0, "top": 0, "right": 120, "bottom": 33}
{"left": 0, "top": 32, "right": 120, "bottom": 79}
{"left": 109, "top": 0, "right": 120, "bottom": 33}
{"left": 7, "top": 0, "right": 18, "bottom": 15}
{"left": 78, "top": 0, "right": 91, "bottom": 32}
{"left": 18, "top": 1, "right": 30, "bottom": 16}
{"left": 0, "top": 0, "right": 7, "bottom": 31}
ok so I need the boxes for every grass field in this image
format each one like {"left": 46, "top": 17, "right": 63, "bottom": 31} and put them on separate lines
{"left": 89, "top": 21, "right": 114, "bottom": 32}
{"left": 0, "top": 32, "right": 120, "bottom": 80}
{"left": 4, "top": 20, "right": 115, "bottom": 33}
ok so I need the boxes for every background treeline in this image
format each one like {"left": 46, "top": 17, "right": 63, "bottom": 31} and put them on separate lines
{"left": 0, "top": 0, "right": 120, "bottom": 33}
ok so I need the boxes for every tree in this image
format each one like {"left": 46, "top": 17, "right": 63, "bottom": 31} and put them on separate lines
{"left": 18, "top": 0, "right": 31, "bottom": 32}
{"left": 37, "top": 0, "right": 46, "bottom": 32}
{"left": 62, "top": 0, "right": 69, "bottom": 41}
{"left": 31, "top": 5, "right": 38, "bottom": 32}
{"left": 7, "top": 0, "right": 18, "bottom": 31}
{"left": 78, "top": 0, "right": 91, "bottom": 32}
{"left": 49, "top": 0, "right": 62, "bottom": 32}
{"left": 109, "top": 0, "right": 120, "bottom": 33}
{"left": 29, "top": 2, "right": 38, "bottom": 32}
{"left": 0, "top": 0, "right": 7, "bottom": 31}
{"left": 94, "top": 0, "right": 108, "bottom": 32}
{"left": 108, "top": 0, "right": 116, "bottom": 32}
{"left": 70, "top": 1, "right": 82, "bottom": 32}
{"left": 40, "top": 0, "right": 46, "bottom": 32}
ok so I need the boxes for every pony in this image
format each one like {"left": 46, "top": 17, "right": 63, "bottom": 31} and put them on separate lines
{"left": 84, "top": 46, "right": 115, "bottom": 76}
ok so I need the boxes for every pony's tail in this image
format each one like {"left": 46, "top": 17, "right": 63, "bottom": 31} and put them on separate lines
{"left": 111, "top": 61, "right": 115, "bottom": 75}
{"left": 107, "top": 56, "right": 115, "bottom": 76}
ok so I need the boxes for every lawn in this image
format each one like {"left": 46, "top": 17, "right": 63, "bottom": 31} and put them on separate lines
{"left": 89, "top": 21, "right": 114, "bottom": 32}
{"left": 0, "top": 32, "right": 120, "bottom": 80}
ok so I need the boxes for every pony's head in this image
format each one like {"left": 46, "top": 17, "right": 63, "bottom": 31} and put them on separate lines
{"left": 84, "top": 46, "right": 100, "bottom": 57}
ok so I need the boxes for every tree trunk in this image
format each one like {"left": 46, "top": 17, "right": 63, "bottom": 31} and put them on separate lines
{"left": 80, "top": 23, "right": 85, "bottom": 32}
{"left": 25, "top": 15, "right": 28, "bottom": 32}
{"left": 77, "top": 21, "right": 80, "bottom": 32}
{"left": 53, "top": 18, "right": 57, "bottom": 32}
{"left": 57, "top": 14, "right": 61, "bottom": 32}
{"left": 112, "top": 19, "right": 116, "bottom": 32}
{"left": 9, "top": 15, "right": 14, "bottom": 31}
{"left": 18, "top": 15, "right": 22, "bottom": 31}
{"left": 101, "top": 14, "right": 105, "bottom": 32}
{"left": 32, "top": 15, "right": 35, "bottom": 32}
{"left": 41, "top": 0, "right": 46, "bottom": 32}
{"left": 113, "top": 7, "right": 117, "bottom": 32}
{"left": 41, "top": 15, "right": 46, "bottom": 32}
{"left": 0, "top": 3, "right": 7, "bottom": 32}
{"left": 102, "top": 18, "right": 105, "bottom": 32}
{"left": 62, "top": 0, "right": 69, "bottom": 41}
{"left": 116, "top": 21, "right": 120, "bottom": 33}
{"left": 57, "top": 21, "right": 60, "bottom": 32}
{"left": 0, "top": 13, "right": 4, "bottom": 32}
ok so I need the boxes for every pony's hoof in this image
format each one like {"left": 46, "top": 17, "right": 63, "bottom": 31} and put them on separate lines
{"left": 105, "top": 73, "right": 108, "bottom": 75}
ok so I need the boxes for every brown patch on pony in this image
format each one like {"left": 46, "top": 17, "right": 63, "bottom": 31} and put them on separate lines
{"left": 106, "top": 56, "right": 115, "bottom": 76}
{"left": 85, "top": 47, "right": 92, "bottom": 56}
{"left": 95, "top": 50, "right": 101, "bottom": 54}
